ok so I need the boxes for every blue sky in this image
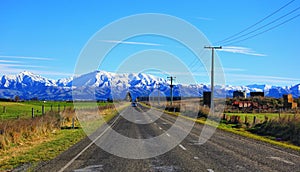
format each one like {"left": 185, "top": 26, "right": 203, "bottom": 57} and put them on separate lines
{"left": 0, "top": 0, "right": 300, "bottom": 86}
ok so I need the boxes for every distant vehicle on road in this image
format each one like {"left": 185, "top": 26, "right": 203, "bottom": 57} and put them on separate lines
{"left": 131, "top": 102, "right": 137, "bottom": 107}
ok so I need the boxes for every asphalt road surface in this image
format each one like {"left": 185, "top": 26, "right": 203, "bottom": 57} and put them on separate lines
{"left": 35, "top": 105, "right": 300, "bottom": 172}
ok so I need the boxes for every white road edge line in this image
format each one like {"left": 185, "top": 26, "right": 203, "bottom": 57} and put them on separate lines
{"left": 207, "top": 169, "right": 214, "bottom": 172}
{"left": 179, "top": 144, "right": 187, "bottom": 151}
{"left": 267, "top": 156, "right": 295, "bottom": 165}
{"left": 166, "top": 133, "right": 170, "bottom": 137}
{"left": 58, "top": 115, "right": 121, "bottom": 172}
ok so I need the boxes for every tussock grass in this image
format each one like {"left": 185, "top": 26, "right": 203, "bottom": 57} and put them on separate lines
{"left": 0, "top": 102, "right": 118, "bottom": 150}
{"left": 224, "top": 112, "right": 296, "bottom": 125}
{"left": 249, "top": 116, "right": 300, "bottom": 146}
{"left": 0, "top": 128, "right": 85, "bottom": 170}
{"left": 0, "top": 112, "right": 60, "bottom": 150}
{"left": 0, "top": 102, "right": 122, "bottom": 171}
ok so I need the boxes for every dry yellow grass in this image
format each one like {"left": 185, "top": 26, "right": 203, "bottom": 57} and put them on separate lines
{"left": 0, "top": 103, "right": 125, "bottom": 170}
{"left": 0, "top": 112, "right": 60, "bottom": 150}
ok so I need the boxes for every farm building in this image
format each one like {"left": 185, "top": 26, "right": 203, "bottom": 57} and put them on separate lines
{"left": 250, "top": 92, "right": 264, "bottom": 97}
{"left": 233, "top": 90, "right": 247, "bottom": 98}
{"left": 283, "top": 94, "right": 297, "bottom": 109}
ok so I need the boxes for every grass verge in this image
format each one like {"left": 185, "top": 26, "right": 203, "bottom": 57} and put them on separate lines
{"left": 0, "top": 102, "right": 127, "bottom": 171}
{"left": 0, "top": 129, "right": 85, "bottom": 170}
{"left": 194, "top": 117, "right": 300, "bottom": 151}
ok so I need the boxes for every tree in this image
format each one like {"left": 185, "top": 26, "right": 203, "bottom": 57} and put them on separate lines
{"left": 31, "top": 97, "right": 38, "bottom": 101}
{"left": 14, "top": 95, "right": 20, "bottom": 102}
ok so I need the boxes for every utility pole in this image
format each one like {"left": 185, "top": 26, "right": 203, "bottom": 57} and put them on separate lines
{"left": 167, "top": 76, "right": 176, "bottom": 106}
{"left": 204, "top": 46, "right": 222, "bottom": 114}
{"left": 157, "top": 83, "right": 160, "bottom": 105}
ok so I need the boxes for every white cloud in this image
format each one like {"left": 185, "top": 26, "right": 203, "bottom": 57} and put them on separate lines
{"left": 219, "top": 46, "right": 267, "bottom": 57}
{"left": 226, "top": 73, "right": 300, "bottom": 85}
{"left": 0, "top": 55, "right": 54, "bottom": 61}
{"left": 99, "top": 40, "right": 163, "bottom": 46}
{"left": 0, "top": 66, "right": 73, "bottom": 78}
{"left": 195, "top": 17, "right": 213, "bottom": 21}
{"left": 0, "top": 63, "right": 48, "bottom": 69}
{"left": 223, "top": 67, "right": 246, "bottom": 72}
{"left": 0, "top": 60, "right": 21, "bottom": 63}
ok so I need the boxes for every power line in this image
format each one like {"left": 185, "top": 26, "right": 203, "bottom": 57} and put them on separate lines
{"left": 187, "top": 1, "right": 300, "bottom": 83}
{"left": 221, "top": 6, "right": 300, "bottom": 45}
{"left": 188, "top": 50, "right": 213, "bottom": 81}
{"left": 187, "top": 55, "right": 200, "bottom": 69}
{"left": 186, "top": 49, "right": 213, "bottom": 75}
{"left": 214, "top": 0, "right": 296, "bottom": 45}
{"left": 186, "top": 50, "right": 204, "bottom": 69}
{"left": 223, "top": 13, "right": 300, "bottom": 46}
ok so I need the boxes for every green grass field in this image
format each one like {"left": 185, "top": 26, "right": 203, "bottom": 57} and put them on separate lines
{"left": 0, "top": 101, "right": 111, "bottom": 120}
{"left": 0, "top": 101, "right": 70, "bottom": 120}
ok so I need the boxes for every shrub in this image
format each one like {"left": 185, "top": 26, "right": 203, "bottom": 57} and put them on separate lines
{"left": 197, "top": 106, "right": 210, "bottom": 118}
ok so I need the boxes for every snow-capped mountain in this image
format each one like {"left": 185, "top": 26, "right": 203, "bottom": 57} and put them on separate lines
{"left": 0, "top": 71, "right": 169, "bottom": 100}
{"left": 1, "top": 71, "right": 56, "bottom": 89}
{"left": 0, "top": 71, "right": 299, "bottom": 100}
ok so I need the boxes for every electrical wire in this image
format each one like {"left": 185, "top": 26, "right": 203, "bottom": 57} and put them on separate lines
{"left": 188, "top": 1, "right": 300, "bottom": 77}
{"left": 223, "top": 13, "right": 300, "bottom": 46}
{"left": 214, "top": 0, "right": 296, "bottom": 45}
{"left": 222, "top": 6, "right": 300, "bottom": 45}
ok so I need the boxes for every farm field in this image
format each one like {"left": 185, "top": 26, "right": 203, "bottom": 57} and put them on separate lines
{"left": 0, "top": 101, "right": 110, "bottom": 120}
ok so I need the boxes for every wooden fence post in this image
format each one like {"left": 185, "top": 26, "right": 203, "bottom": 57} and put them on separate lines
{"left": 253, "top": 116, "right": 256, "bottom": 125}
{"left": 64, "top": 105, "right": 66, "bottom": 111}
{"left": 72, "top": 117, "right": 75, "bottom": 129}
{"left": 42, "top": 105, "right": 45, "bottom": 115}
{"left": 222, "top": 114, "right": 226, "bottom": 120}
{"left": 32, "top": 108, "right": 34, "bottom": 118}
{"left": 3, "top": 106, "right": 6, "bottom": 113}
{"left": 245, "top": 115, "right": 248, "bottom": 124}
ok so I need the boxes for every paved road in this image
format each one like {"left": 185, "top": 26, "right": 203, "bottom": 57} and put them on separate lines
{"left": 35, "top": 105, "right": 300, "bottom": 172}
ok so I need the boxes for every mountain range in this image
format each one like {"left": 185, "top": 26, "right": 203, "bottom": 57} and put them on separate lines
{"left": 0, "top": 71, "right": 299, "bottom": 100}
